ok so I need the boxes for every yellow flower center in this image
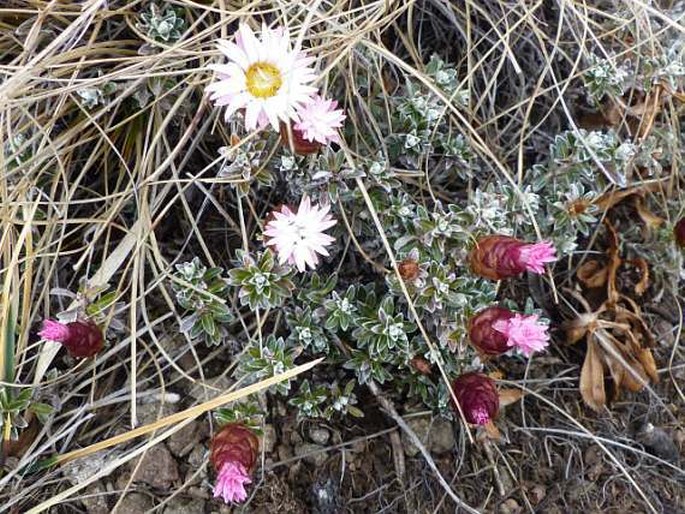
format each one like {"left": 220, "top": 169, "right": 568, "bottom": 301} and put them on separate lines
{"left": 245, "top": 62, "right": 283, "bottom": 98}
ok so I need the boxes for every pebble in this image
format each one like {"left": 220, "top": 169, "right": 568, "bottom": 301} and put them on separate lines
{"left": 402, "top": 417, "right": 455, "bottom": 457}
{"left": 308, "top": 426, "right": 331, "bottom": 446}
{"left": 113, "top": 492, "right": 153, "bottom": 514}
{"left": 129, "top": 445, "right": 180, "bottom": 489}
{"left": 294, "top": 443, "right": 328, "bottom": 467}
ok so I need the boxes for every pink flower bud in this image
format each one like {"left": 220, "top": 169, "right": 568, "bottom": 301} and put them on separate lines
{"left": 210, "top": 423, "right": 260, "bottom": 504}
{"left": 468, "top": 306, "right": 515, "bottom": 355}
{"left": 280, "top": 122, "right": 321, "bottom": 155}
{"left": 470, "top": 306, "right": 551, "bottom": 357}
{"left": 451, "top": 372, "right": 499, "bottom": 425}
{"left": 38, "top": 319, "right": 104, "bottom": 358}
{"left": 675, "top": 218, "right": 685, "bottom": 248}
{"left": 469, "top": 235, "right": 557, "bottom": 280}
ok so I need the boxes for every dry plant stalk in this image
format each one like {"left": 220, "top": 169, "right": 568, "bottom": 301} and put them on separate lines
{"left": 565, "top": 221, "right": 658, "bottom": 411}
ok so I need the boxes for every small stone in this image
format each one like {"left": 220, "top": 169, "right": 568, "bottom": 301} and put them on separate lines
{"left": 402, "top": 417, "right": 455, "bottom": 457}
{"left": 428, "top": 418, "right": 455, "bottom": 454}
{"left": 294, "top": 443, "right": 328, "bottom": 467}
{"left": 79, "top": 484, "right": 110, "bottom": 514}
{"left": 168, "top": 420, "right": 207, "bottom": 458}
{"left": 499, "top": 498, "right": 522, "bottom": 514}
{"left": 188, "top": 445, "right": 206, "bottom": 469}
{"left": 262, "top": 423, "right": 277, "bottom": 453}
{"left": 529, "top": 484, "right": 546, "bottom": 505}
{"left": 163, "top": 497, "right": 206, "bottom": 514}
{"left": 289, "top": 430, "right": 304, "bottom": 446}
{"left": 136, "top": 399, "right": 178, "bottom": 426}
{"left": 188, "top": 376, "right": 233, "bottom": 402}
{"left": 636, "top": 423, "right": 680, "bottom": 464}
{"left": 308, "top": 426, "right": 331, "bottom": 446}
{"left": 130, "top": 445, "right": 179, "bottom": 489}
{"left": 62, "top": 451, "right": 114, "bottom": 514}
{"left": 113, "top": 492, "right": 153, "bottom": 514}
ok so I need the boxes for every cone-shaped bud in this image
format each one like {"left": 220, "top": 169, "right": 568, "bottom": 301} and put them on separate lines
{"left": 279, "top": 122, "right": 321, "bottom": 155}
{"left": 468, "top": 307, "right": 515, "bottom": 355}
{"left": 469, "top": 235, "right": 557, "bottom": 280}
{"left": 451, "top": 372, "right": 499, "bottom": 425}
{"left": 210, "top": 423, "right": 260, "bottom": 504}
{"left": 38, "top": 319, "right": 104, "bottom": 358}
{"left": 469, "top": 306, "right": 551, "bottom": 357}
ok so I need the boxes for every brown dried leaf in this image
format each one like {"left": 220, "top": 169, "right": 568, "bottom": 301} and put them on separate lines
{"left": 580, "top": 339, "right": 606, "bottom": 411}
{"left": 483, "top": 421, "right": 501, "bottom": 441}
{"left": 577, "top": 260, "right": 608, "bottom": 288}
{"left": 604, "top": 221, "right": 622, "bottom": 303}
{"left": 564, "top": 316, "right": 592, "bottom": 345}
{"left": 498, "top": 388, "right": 524, "bottom": 408}
{"left": 633, "top": 196, "right": 664, "bottom": 231}
{"left": 638, "top": 348, "right": 659, "bottom": 384}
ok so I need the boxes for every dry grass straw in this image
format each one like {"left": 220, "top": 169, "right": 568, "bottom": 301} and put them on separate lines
{"left": 0, "top": 0, "right": 683, "bottom": 512}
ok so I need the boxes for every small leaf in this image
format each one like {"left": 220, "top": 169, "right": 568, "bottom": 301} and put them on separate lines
{"left": 577, "top": 260, "right": 608, "bottom": 289}
{"left": 498, "top": 388, "right": 524, "bottom": 408}
{"left": 580, "top": 338, "right": 606, "bottom": 411}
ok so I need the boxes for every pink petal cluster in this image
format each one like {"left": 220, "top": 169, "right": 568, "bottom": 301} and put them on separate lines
{"left": 517, "top": 241, "right": 558, "bottom": 274}
{"left": 214, "top": 461, "right": 252, "bottom": 504}
{"left": 492, "top": 313, "right": 550, "bottom": 357}
{"left": 263, "top": 195, "right": 336, "bottom": 272}
{"left": 38, "top": 319, "right": 104, "bottom": 358}
{"left": 294, "top": 95, "right": 346, "bottom": 145}
{"left": 207, "top": 24, "right": 345, "bottom": 147}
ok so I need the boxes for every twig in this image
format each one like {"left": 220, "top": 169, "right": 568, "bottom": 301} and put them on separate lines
{"left": 366, "top": 381, "right": 480, "bottom": 514}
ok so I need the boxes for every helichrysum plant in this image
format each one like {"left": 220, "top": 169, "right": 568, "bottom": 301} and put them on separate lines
{"left": 227, "top": 250, "right": 294, "bottom": 310}
{"left": 137, "top": 3, "right": 186, "bottom": 44}
{"left": 172, "top": 257, "right": 233, "bottom": 346}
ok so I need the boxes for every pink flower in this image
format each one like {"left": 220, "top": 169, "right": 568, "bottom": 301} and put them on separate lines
{"left": 492, "top": 313, "right": 550, "bottom": 357}
{"left": 469, "top": 235, "right": 557, "bottom": 280}
{"left": 263, "top": 195, "right": 336, "bottom": 272}
{"left": 210, "top": 423, "right": 259, "bottom": 505}
{"left": 38, "top": 319, "right": 104, "bottom": 358}
{"left": 214, "top": 461, "right": 251, "bottom": 503}
{"left": 206, "top": 24, "right": 317, "bottom": 131}
{"left": 294, "top": 95, "right": 346, "bottom": 145}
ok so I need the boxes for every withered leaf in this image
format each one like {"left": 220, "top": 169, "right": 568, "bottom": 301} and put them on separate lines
{"left": 577, "top": 260, "right": 608, "bottom": 289}
{"left": 633, "top": 196, "right": 664, "bottom": 231}
{"left": 580, "top": 338, "right": 606, "bottom": 411}
{"left": 498, "top": 388, "right": 524, "bottom": 408}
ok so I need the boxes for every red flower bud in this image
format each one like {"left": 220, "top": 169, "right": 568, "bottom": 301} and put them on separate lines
{"left": 468, "top": 307, "right": 514, "bottom": 355}
{"left": 210, "top": 423, "right": 260, "bottom": 504}
{"left": 469, "top": 235, "right": 557, "bottom": 280}
{"left": 674, "top": 218, "right": 685, "bottom": 248}
{"left": 38, "top": 319, "right": 104, "bottom": 358}
{"left": 279, "top": 122, "right": 321, "bottom": 155}
{"left": 398, "top": 258, "right": 420, "bottom": 282}
{"left": 451, "top": 372, "right": 499, "bottom": 425}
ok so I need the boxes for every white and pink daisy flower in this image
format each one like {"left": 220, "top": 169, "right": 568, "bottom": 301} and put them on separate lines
{"left": 492, "top": 313, "right": 550, "bottom": 357}
{"left": 294, "top": 95, "right": 346, "bottom": 144}
{"left": 263, "top": 195, "right": 337, "bottom": 272}
{"left": 206, "top": 24, "right": 318, "bottom": 131}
